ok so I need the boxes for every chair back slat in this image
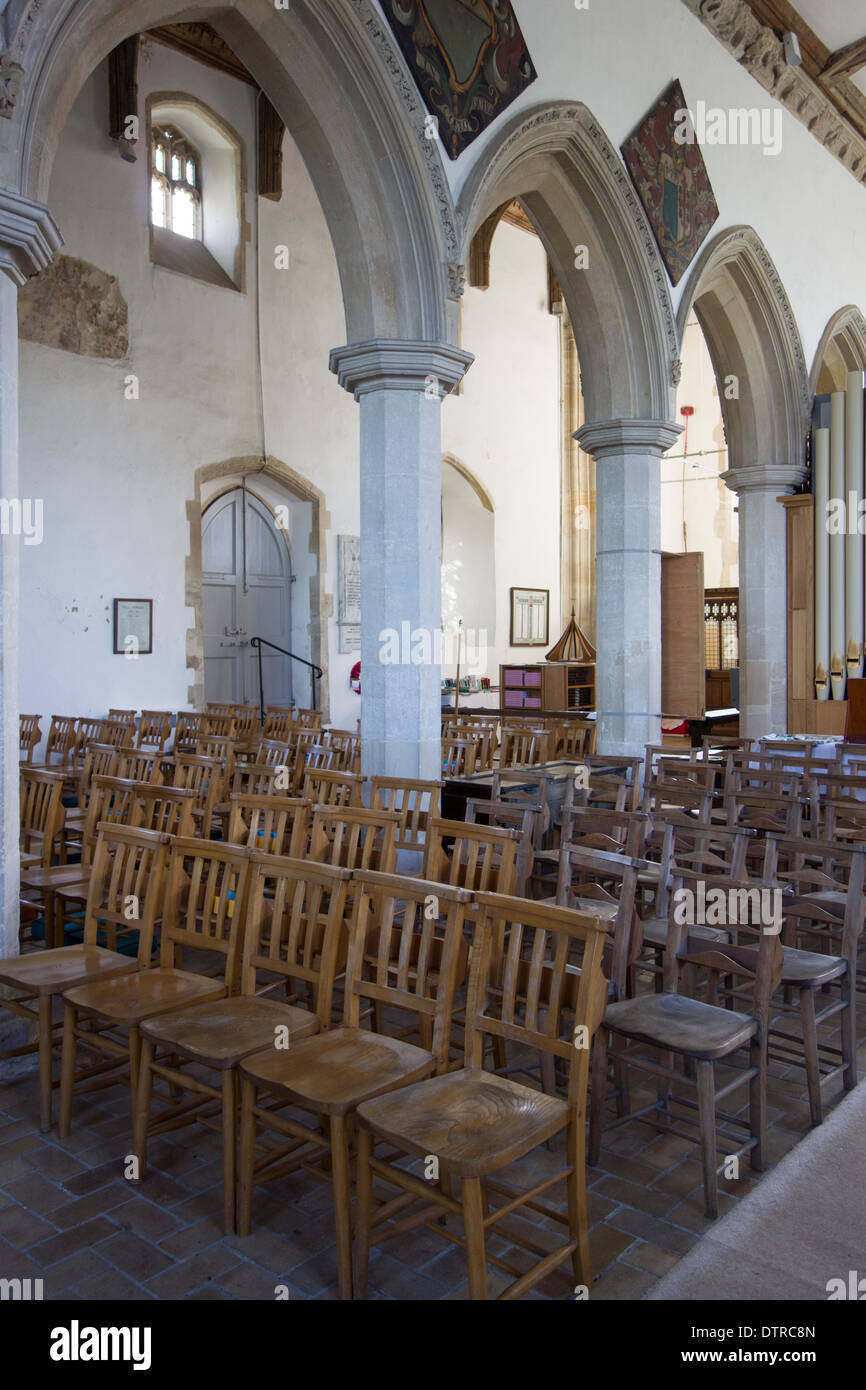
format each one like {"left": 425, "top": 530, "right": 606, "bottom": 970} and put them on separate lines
{"left": 307, "top": 804, "right": 399, "bottom": 874}
{"left": 369, "top": 777, "right": 441, "bottom": 852}
{"left": 227, "top": 794, "right": 311, "bottom": 858}
{"left": 84, "top": 824, "right": 171, "bottom": 961}
{"left": 422, "top": 817, "right": 520, "bottom": 895}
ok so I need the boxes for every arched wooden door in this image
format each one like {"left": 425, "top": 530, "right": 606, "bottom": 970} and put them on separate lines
{"left": 202, "top": 488, "right": 293, "bottom": 706}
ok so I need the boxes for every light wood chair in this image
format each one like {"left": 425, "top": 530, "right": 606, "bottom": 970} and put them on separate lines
{"left": 19, "top": 714, "right": 41, "bottom": 763}
{"left": 256, "top": 738, "right": 293, "bottom": 770}
{"left": 588, "top": 883, "right": 784, "bottom": 1218}
{"left": 422, "top": 817, "right": 520, "bottom": 895}
{"left": 301, "top": 768, "right": 365, "bottom": 807}
{"left": 307, "top": 804, "right": 400, "bottom": 874}
{"left": 137, "top": 711, "right": 173, "bottom": 752}
{"left": 499, "top": 726, "right": 548, "bottom": 768}
{"left": 0, "top": 825, "right": 171, "bottom": 1130}
{"left": 226, "top": 795, "right": 311, "bottom": 858}
{"left": 442, "top": 738, "right": 478, "bottom": 778}
{"left": 354, "top": 891, "right": 609, "bottom": 1300}
{"left": 115, "top": 746, "right": 164, "bottom": 785}
{"left": 237, "top": 872, "right": 473, "bottom": 1297}
{"left": 134, "top": 856, "right": 353, "bottom": 1231}
{"left": 369, "top": 777, "right": 441, "bottom": 854}
{"left": 465, "top": 799, "right": 541, "bottom": 898}
{"left": 31, "top": 716, "right": 78, "bottom": 771}
{"left": 20, "top": 768, "right": 65, "bottom": 874}
{"left": 203, "top": 713, "right": 238, "bottom": 739}
{"left": 174, "top": 711, "right": 205, "bottom": 754}
{"left": 325, "top": 729, "right": 362, "bottom": 773}
{"left": 58, "top": 838, "right": 252, "bottom": 1136}
{"left": 172, "top": 754, "right": 225, "bottom": 839}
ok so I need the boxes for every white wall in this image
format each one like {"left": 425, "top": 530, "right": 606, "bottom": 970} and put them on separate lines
{"left": 443, "top": 220, "right": 562, "bottom": 685}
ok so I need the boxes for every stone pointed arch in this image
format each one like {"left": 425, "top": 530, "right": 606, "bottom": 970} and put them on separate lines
{"left": 811, "top": 306, "right": 866, "bottom": 395}
{"left": 677, "top": 226, "right": 811, "bottom": 473}
{"left": 442, "top": 453, "right": 495, "bottom": 512}
{"left": 456, "top": 101, "right": 680, "bottom": 424}
{"left": 5, "top": 0, "right": 453, "bottom": 343}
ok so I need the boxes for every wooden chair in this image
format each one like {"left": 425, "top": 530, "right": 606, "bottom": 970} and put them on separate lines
{"left": 644, "top": 744, "right": 699, "bottom": 785}
{"left": 31, "top": 716, "right": 78, "bottom": 771}
{"left": 134, "top": 856, "right": 353, "bottom": 1232}
{"left": 0, "top": 826, "right": 171, "bottom": 1130}
{"left": 641, "top": 782, "right": 714, "bottom": 825}
{"left": 588, "top": 885, "right": 784, "bottom": 1218}
{"left": 115, "top": 746, "right": 163, "bottom": 785}
{"left": 301, "top": 768, "right": 365, "bottom": 808}
{"left": 203, "top": 713, "right": 238, "bottom": 739}
{"left": 723, "top": 788, "right": 806, "bottom": 836}
{"left": 108, "top": 709, "right": 137, "bottom": 722}
{"left": 228, "top": 761, "right": 289, "bottom": 799}
{"left": 237, "top": 872, "right": 473, "bottom": 1297}
{"left": 499, "top": 726, "right": 548, "bottom": 768}
{"left": 298, "top": 744, "right": 337, "bottom": 781}
{"left": 20, "top": 768, "right": 65, "bottom": 873}
{"left": 19, "top": 714, "right": 41, "bottom": 763}
{"left": 307, "top": 805, "right": 400, "bottom": 874}
{"left": 547, "top": 720, "right": 588, "bottom": 761}
{"left": 97, "top": 718, "right": 135, "bottom": 751}
{"left": 369, "top": 777, "right": 441, "bottom": 854}
{"left": 293, "top": 708, "right": 322, "bottom": 730}
{"left": 263, "top": 707, "right": 295, "bottom": 741}
{"left": 651, "top": 756, "right": 718, "bottom": 793}
{"left": 422, "top": 818, "right": 520, "bottom": 895}
{"left": 354, "top": 891, "right": 609, "bottom": 1300}
{"left": 134, "top": 782, "right": 199, "bottom": 839}
{"left": 555, "top": 844, "right": 656, "bottom": 1002}
{"left": 442, "top": 738, "right": 477, "bottom": 778}
{"left": 325, "top": 730, "right": 362, "bottom": 773}
{"left": 257, "top": 738, "right": 293, "bottom": 770}
{"left": 226, "top": 795, "right": 311, "bottom": 858}
{"left": 137, "top": 711, "right": 173, "bottom": 752}
{"left": 172, "top": 754, "right": 225, "bottom": 839}
{"left": 174, "top": 711, "right": 205, "bottom": 754}
{"left": 465, "top": 799, "right": 542, "bottom": 898}
{"left": 58, "top": 838, "right": 252, "bottom": 1135}
{"left": 72, "top": 718, "right": 107, "bottom": 764}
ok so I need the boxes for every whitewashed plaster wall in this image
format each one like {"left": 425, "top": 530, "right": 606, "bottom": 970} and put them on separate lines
{"left": 446, "top": 0, "right": 866, "bottom": 373}
{"left": 442, "top": 220, "right": 562, "bottom": 680}
{"left": 662, "top": 317, "right": 739, "bottom": 589}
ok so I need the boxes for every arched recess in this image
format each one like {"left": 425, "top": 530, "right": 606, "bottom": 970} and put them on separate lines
{"left": 6, "top": 0, "right": 453, "bottom": 343}
{"left": 456, "top": 102, "right": 680, "bottom": 424}
{"left": 811, "top": 306, "right": 866, "bottom": 395}
{"left": 676, "top": 227, "right": 811, "bottom": 474}
{"left": 441, "top": 455, "right": 496, "bottom": 655}
{"left": 188, "top": 457, "right": 332, "bottom": 718}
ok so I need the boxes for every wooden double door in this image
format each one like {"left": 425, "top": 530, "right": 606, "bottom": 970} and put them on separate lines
{"left": 202, "top": 488, "right": 293, "bottom": 707}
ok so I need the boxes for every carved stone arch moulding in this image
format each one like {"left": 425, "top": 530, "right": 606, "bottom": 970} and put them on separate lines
{"left": 457, "top": 101, "right": 680, "bottom": 419}
{"left": 677, "top": 225, "right": 811, "bottom": 468}
{"left": 811, "top": 306, "right": 866, "bottom": 395}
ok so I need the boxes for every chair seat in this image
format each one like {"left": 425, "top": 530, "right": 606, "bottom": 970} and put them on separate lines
{"left": 0, "top": 945, "right": 139, "bottom": 997}
{"left": 62, "top": 968, "right": 225, "bottom": 1027}
{"left": 21, "top": 865, "right": 90, "bottom": 893}
{"left": 140, "top": 996, "right": 319, "bottom": 1068}
{"left": 240, "top": 1026, "right": 436, "bottom": 1116}
{"left": 357, "top": 1068, "right": 569, "bottom": 1179}
{"left": 786, "top": 890, "right": 845, "bottom": 918}
{"left": 641, "top": 919, "right": 731, "bottom": 947}
{"left": 779, "top": 946, "right": 846, "bottom": 986}
{"left": 603, "top": 992, "right": 757, "bottom": 1059}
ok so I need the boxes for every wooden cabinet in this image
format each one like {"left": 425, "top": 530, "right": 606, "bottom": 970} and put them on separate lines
{"left": 500, "top": 662, "right": 596, "bottom": 713}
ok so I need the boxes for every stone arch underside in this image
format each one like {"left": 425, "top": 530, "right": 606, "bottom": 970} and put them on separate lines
{"left": 456, "top": 102, "right": 680, "bottom": 425}
{"left": 811, "top": 307, "right": 866, "bottom": 395}
{"left": 677, "top": 227, "right": 811, "bottom": 476}
{"left": 7, "top": 0, "right": 453, "bottom": 344}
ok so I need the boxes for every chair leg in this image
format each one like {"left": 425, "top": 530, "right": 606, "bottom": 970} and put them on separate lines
{"left": 132, "top": 1037, "right": 155, "bottom": 1178}
{"left": 237, "top": 1077, "right": 256, "bottom": 1237}
{"left": 38, "top": 995, "right": 53, "bottom": 1133}
{"left": 749, "top": 1034, "right": 768, "bottom": 1172}
{"left": 329, "top": 1113, "right": 354, "bottom": 1300}
{"left": 841, "top": 972, "right": 857, "bottom": 1093}
{"left": 696, "top": 1059, "right": 719, "bottom": 1219}
{"left": 58, "top": 1002, "right": 77, "bottom": 1138}
{"left": 463, "top": 1177, "right": 488, "bottom": 1301}
{"left": 128, "top": 1026, "right": 141, "bottom": 1125}
{"left": 222, "top": 1069, "right": 237, "bottom": 1234}
{"left": 588, "top": 1029, "right": 608, "bottom": 1166}
{"left": 354, "top": 1126, "right": 373, "bottom": 1300}
{"left": 566, "top": 1116, "right": 592, "bottom": 1291}
{"left": 610, "top": 1033, "right": 630, "bottom": 1119}
{"left": 800, "top": 988, "right": 823, "bottom": 1127}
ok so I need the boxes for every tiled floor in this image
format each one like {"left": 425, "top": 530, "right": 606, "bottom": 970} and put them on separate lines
{"left": 1, "top": 998, "right": 861, "bottom": 1301}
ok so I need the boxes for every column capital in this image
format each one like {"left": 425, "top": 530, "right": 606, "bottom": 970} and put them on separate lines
{"left": 721, "top": 462, "right": 808, "bottom": 495}
{"left": 329, "top": 338, "right": 474, "bottom": 400}
{"left": 574, "top": 417, "right": 682, "bottom": 459}
{"left": 0, "top": 190, "right": 62, "bottom": 287}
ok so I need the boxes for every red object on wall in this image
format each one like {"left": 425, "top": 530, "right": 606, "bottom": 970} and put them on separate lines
{"left": 350, "top": 661, "right": 361, "bottom": 694}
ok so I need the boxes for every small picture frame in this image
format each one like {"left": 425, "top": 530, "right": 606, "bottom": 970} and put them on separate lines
{"left": 113, "top": 598, "right": 153, "bottom": 655}
{"left": 510, "top": 587, "right": 549, "bottom": 646}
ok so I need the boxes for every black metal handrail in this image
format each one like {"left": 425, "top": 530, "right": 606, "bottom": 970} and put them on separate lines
{"left": 250, "top": 637, "right": 324, "bottom": 723}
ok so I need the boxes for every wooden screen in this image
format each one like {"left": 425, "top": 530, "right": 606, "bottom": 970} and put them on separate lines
{"left": 661, "top": 552, "right": 706, "bottom": 719}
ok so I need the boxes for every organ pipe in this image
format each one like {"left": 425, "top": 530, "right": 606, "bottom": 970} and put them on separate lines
{"left": 813, "top": 425, "right": 830, "bottom": 699}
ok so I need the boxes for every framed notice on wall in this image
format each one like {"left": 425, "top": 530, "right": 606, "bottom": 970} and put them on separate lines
{"left": 113, "top": 598, "right": 152, "bottom": 655}
{"left": 510, "top": 588, "right": 549, "bottom": 646}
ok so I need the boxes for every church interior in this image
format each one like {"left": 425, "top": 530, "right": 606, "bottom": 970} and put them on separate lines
{"left": 1, "top": 0, "right": 865, "bottom": 1313}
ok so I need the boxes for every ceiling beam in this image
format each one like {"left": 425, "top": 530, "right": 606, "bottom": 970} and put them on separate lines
{"left": 822, "top": 36, "right": 866, "bottom": 83}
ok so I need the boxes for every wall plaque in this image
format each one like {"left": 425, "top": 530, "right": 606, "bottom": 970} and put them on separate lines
{"left": 338, "top": 535, "right": 361, "bottom": 654}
